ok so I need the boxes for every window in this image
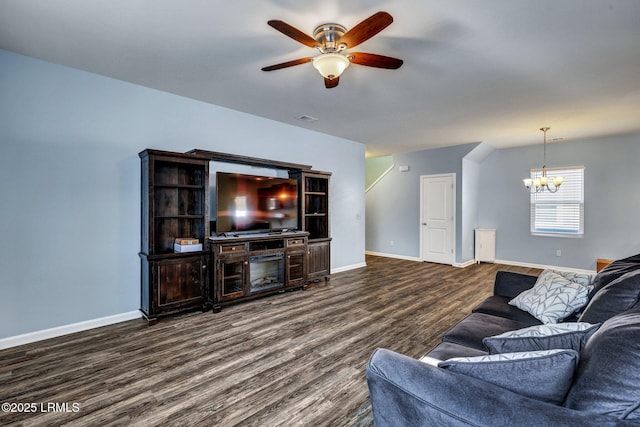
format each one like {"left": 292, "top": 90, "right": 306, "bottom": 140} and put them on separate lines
{"left": 530, "top": 166, "right": 584, "bottom": 236}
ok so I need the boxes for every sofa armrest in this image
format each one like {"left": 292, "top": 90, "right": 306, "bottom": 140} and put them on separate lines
{"left": 366, "top": 348, "right": 623, "bottom": 427}
{"left": 494, "top": 271, "right": 538, "bottom": 298}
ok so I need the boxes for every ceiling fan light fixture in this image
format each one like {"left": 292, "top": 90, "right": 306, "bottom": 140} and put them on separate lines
{"left": 263, "top": 12, "right": 401, "bottom": 88}
{"left": 312, "top": 53, "right": 350, "bottom": 80}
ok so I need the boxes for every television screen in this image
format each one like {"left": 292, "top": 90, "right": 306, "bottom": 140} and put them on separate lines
{"left": 216, "top": 172, "right": 298, "bottom": 234}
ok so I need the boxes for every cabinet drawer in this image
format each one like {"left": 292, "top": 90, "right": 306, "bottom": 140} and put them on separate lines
{"left": 219, "top": 244, "right": 246, "bottom": 254}
{"left": 287, "top": 238, "right": 306, "bottom": 248}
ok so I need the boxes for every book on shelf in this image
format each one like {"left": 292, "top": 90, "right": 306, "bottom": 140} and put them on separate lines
{"left": 174, "top": 237, "right": 202, "bottom": 252}
{"left": 175, "top": 237, "right": 200, "bottom": 245}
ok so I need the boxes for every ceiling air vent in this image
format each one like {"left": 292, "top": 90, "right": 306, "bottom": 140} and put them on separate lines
{"left": 296, "top": 115, "right": 318, "bottom": 122}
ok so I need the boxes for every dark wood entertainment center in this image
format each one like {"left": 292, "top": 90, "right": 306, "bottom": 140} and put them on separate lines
{"left": 210, "top": 231, "right": 309, "bottom": 311}
{"left": 139, "top": 149, "right": 331, "bottom": 322}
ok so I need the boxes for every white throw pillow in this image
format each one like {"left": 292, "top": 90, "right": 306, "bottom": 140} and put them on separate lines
{"left": 483, "top": 322, "right": 600, "bottom": 353}
{"left": 491, "top": 322, "right": 597, "bottom": 338}
{"left": 509, "top": 271, "right": 590, "bottom": 324}
{"left": 549, "top": 270, "right": 595, "bottom": 294}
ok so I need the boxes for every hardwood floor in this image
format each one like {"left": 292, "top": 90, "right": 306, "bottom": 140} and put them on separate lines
{"left": 0, "top": 256, "right": 540, "bottom": 426}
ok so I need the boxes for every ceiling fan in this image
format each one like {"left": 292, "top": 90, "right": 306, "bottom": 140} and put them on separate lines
{"left": 261, "top": 11, "right": 403, "bottom": 89}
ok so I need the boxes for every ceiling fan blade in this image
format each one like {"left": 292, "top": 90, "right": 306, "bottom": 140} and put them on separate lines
{"left": 339, "top": 11, "right": 394, "bottom": 49}
{"left": 261, "top": 57, "right": 313, "bottom": 71}
{"left": 349, "top": 52, "right": 403, "bottom": 69}
{"left": 324, "top": 76, "right": 340, "bottom": 89}
{"left": 267, "top": 20, "right": 321, "bottom": 48}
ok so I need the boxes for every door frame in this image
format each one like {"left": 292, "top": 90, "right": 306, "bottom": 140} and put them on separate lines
{"left": 419, "top": 173, "right": 456, "bottom": 265}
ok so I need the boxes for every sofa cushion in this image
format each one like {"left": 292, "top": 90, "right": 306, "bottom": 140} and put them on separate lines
{"left": 564, "top": 310, "right": 640, "bottom": 420}
{"left": 493, "top": 271, "right": 539, "bottom": 298}
{"left": 587, "top": 253, "right": 640, "bottom": 298}
{"left": 473, "top": 295, "right": 543, "bottom": 323}
{"left": 439, "top": 349, "right": 579, "bottom": 405}
{"left": 578, "top": 269, "right": 640, "bottom": 324}
{"left": 367, "top": 348, "right": 626, "bottom": 427}
{"left": 425, "top": 341, "right": 488, "bottom": 360}
{"left": 442, "top": 312, "right": 539, "bottom": 351}
{"left": 509, "top": 270, "right": 590, "bottom": 324}
{"left": 483, "top": 322, "right": 600, "bottom": 354}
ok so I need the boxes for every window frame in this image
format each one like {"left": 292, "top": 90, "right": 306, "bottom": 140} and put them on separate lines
{"left": 529, "top": 165, "right": 585, "bottom": 238}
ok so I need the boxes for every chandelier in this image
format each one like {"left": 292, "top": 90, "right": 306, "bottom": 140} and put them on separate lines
{"left": 523, "top": 127, "right": 564, "bottom": 193}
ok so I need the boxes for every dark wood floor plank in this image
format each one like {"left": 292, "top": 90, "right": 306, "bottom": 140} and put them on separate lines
{"left": 0, "top": 256, "right": 540, "bottom": 426}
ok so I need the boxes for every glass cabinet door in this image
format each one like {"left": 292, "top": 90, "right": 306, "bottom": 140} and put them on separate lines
{"left": 218, "top": 258, "right": 247, "bottom": 301}
{"left": 286, "top": 252, "right": 306, "bottom": 287}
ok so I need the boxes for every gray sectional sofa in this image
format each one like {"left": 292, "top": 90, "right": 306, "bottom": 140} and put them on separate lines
{"left": 367, "top": 254, "right": 640, "bottom": 426}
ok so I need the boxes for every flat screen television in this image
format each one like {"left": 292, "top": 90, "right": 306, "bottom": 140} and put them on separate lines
{"left": 215, "top": 172, "right": 298, "bottom": 234}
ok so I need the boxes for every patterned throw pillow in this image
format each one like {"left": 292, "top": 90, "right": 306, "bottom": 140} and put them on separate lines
{"left": 550, "top": 270, "right": 595, "bottom": 293}
{"left": 438, "top": 349, "right": 579, "bottom": 404}
{"left": 509, "top": 271, "right": 590, "bottom": 324}
{"left": 483, "top": 322, "right": 600, "bottom": 354}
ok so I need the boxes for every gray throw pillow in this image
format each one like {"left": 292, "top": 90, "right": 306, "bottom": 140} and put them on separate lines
{"left": 564, "top": 312, "right": 640, "bottom": 419}
{"left": 579, "top": 270, "right": 640, "bottom": 324}
{"left": 439, "top": 349, "right": 579, "bottom": 405}
{"left": 483, "top": 322, "right": 600, "bottom": 354}
{"left": 509, "top": 270, "right": 590, "bottom": 324}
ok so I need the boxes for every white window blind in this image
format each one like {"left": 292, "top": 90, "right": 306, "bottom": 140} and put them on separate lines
{"left": 530, "top": 166, "right": 584, "bottom": 236}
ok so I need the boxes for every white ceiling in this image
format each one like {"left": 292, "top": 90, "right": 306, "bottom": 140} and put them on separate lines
{"left": 1, "top": 0, "right": 639, "bottom": 157}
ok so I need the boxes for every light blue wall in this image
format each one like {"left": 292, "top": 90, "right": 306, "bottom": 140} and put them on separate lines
{"left": 0, "top": 50, "right": 365, "bottom": 339}
{"left": 478, "top": 133, "right": 640, "bottom": 270}
{"left": 366, "top": 134, "right": 640, "bottom": 270}
{"left": 461, "top": 143, "right": 496, "bottom": 261}
{"left": 461, "top": 158, "right": 480, "bottom": 261}
{"left": 365, "top": 143, "right": 479, "bottom": 262}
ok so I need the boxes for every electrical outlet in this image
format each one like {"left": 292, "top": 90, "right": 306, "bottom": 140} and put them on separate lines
{"left": 556, "top": 250, "right": 562, "bottom": 257}
{"left": 390, "top": 240, "right": 395, "bottom": 246}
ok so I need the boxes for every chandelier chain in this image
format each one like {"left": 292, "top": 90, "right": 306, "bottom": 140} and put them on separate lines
{"left": 523, "top": 127, "right": 563, "bottom": 193}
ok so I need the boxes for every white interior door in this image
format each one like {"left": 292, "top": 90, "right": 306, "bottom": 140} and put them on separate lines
{"left": 420, "top": 174, "right": 455, "bottom": 264}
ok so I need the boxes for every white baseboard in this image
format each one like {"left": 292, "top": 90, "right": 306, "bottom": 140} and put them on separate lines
{"left": 365, "top": 251, "right": 422, "bottom": 262}
{"left": 454, "top": 259, "right": 476, "bottom": 268}
{"left": 495, "top": 259, "right": 596, "bottom": 275}
{"left": 366, "top": 251, "right": 477, "bottom": 268}
{"left": 0, "top": 310, "right": 142, "bottom": 350}
{"left": 331, "top": 262, "right": 367, "bottom": 274}
{"left": 363, "top": 252, "right": 597, "bottom": 274}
